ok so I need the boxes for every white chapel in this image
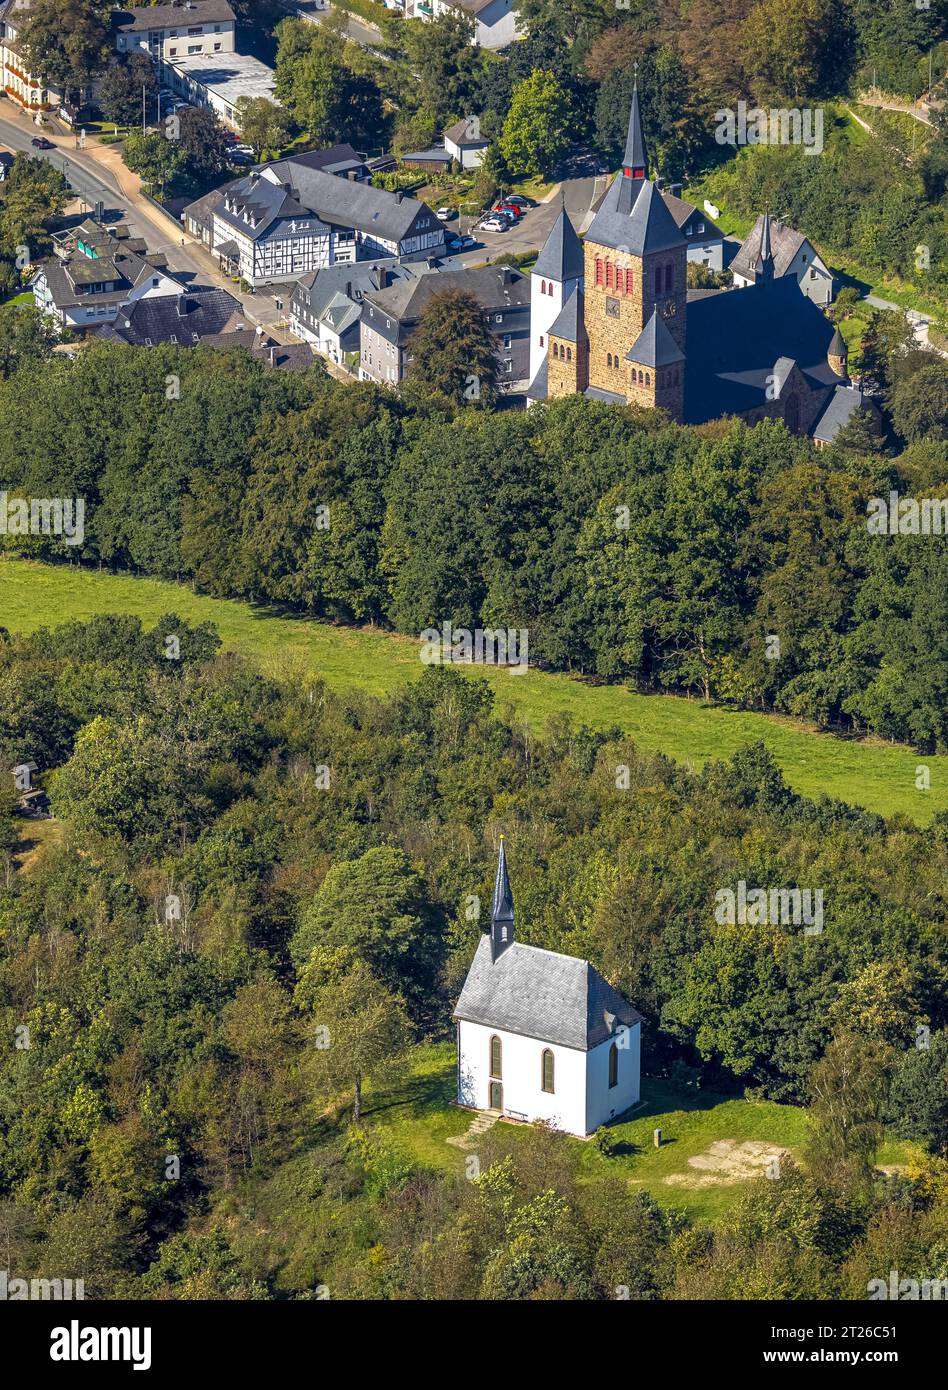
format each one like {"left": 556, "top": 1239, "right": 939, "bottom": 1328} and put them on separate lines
{"left": 454, "top": 839, "right": 642, "bottom": 1137}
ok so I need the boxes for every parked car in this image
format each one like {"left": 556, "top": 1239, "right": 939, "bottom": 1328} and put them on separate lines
{"left": 447, "top": 233, "right": 476, "bottom": 252}
{"left": 31, "top": 136, "right": 54, "bottom": 150}
{"left": 502, "top": 195, "right": 532, "bottom": 208}
{"left": 480, "top": 216, "right": 509, "bottom": 233}
{"left": 231, "top": 143, "right": 255, "bottom": 156}
{"left": 494, "top": 202, "right": 524, "bottom": 220}
{"left": 435, "top": 206, "right": 455, "bottom": 222}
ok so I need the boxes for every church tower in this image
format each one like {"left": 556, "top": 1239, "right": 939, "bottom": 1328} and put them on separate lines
{"left": 582, "top": 79, "right": 688, "bottom": 417}
{"left": 529, "top": 205, "right": 584, "bottom": 386}
{"left": 489, "top": 837, "right": 515, "bottom": 962}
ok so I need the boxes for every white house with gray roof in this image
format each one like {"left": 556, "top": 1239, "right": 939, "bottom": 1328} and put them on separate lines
{"left": 454, "top": 842, "right": 642, "bottom": 1137}
{"left": 731, "top": 214, "right": 834, "bottom": 304}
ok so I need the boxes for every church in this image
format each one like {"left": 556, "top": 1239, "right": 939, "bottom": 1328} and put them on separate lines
{"left": 527, "top": 83, "right": 868, "bottom": 444}
{"left": 454, "top": 840, "right": 642, "bottom": 1137}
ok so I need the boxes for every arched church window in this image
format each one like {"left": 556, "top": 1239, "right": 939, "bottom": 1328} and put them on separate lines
{"left": 645, "top": 372, "right": 651, "bottom": 385}
{"left": 553, "top": 342, "right": 559, "bottom": 359}
{"left": 490, "top": 1035, "right": 502, "bottom": 1079}
{"left": 566, "top": 346, "right": 572, "bottom": 361}
{"left": 607, "top": 353, "right": 612, "bottom": 368}
{"left": 541, "top": 1049, "right": 555, "bottom": 1094}
{"left": 608, "top": 1042, "right": 618, "bottom": 1088}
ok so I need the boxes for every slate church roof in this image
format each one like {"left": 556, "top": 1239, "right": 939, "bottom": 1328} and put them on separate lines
{"left": 454, "top": 937, "right": 642, "bottom": 1051}
{"left": 533, "top": 208, "right": 583, "bottom": 283}
{"left": 682, "top": 275, "right": 843, "bottom": 424}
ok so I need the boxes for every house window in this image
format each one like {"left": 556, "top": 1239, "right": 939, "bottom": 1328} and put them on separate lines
{"left": 698, "top": 222, "right": 705, "bottom": 232}
{"left": 685, "top": 225, "right": 693, "bottom": 235}
{"left": 541, "top": 1049, "right": 554, "bottom": 1094}
{"left": 608, "top": 1043, "right": 618, "bottom": 1088}
{"left": 490, "top": 1035, "right": 502, "bottom": 1079}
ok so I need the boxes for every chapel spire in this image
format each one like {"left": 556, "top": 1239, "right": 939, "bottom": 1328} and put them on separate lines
{"left": 490, "top": 837, "right": 515, "bottom": 962}
{"left": 755, "top": 209, "right": 775, "bottom": 283}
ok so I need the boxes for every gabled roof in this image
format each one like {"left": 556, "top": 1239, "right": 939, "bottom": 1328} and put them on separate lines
{"left": 444, "top": 117, "right": 489, "bottom": 148}
{"left": 548, "top": 285, "right": 582, "bottom": 342}
{"left": 533, "top": 208, "right": 583, "bottom": 283}
{"left": 288, "top": 144, "right": 367, "bottom": 177}
{"left": 454, "top": 935, "right": 642, "bottom": 1051}
{"left": 260, "top": 159, "right": 441, "bottom": 245}
{"left": 662, "top": 190, "right": 722, "bottom": 240}
{"left": 731, "top": 214, "right": 816, "bottom": 282}
{"left": 363, "top": 265, "right": 528, "bottom": 345}
{"left": 811, "top": 384, "right": 874, "bottom": 443}
{"left": 586, "top": 175, "right": 686, "bottom": 257}
{"left": 626, "top": 310, "right": 685, "bottom": 368}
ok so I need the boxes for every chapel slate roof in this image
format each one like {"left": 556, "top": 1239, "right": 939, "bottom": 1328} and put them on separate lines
{"left": 586, "top": 175, "right": 686, "bottom": 257}
{"left": 626, "top": 310, "right": 685, "bottom": 368}
{"left": 454, "top": 936, "right": 642, "bottom": 1051}
{"left": 532, "top": 209, "right": 583, "bottom": 283}
{"left": 682, "top": 275, "right": 842, "bottom": 425}
{"left": 526, "top": 355, "right": 549, "bottom": 401}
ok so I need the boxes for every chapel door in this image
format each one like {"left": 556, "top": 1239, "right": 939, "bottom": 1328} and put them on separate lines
{"left": 489, "top": 1081, "right": 503, "bottom": 1111}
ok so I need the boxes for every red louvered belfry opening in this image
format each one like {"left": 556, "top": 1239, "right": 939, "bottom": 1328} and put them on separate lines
{"left": 624, "top": 166, "right": 645, "bottom": 179}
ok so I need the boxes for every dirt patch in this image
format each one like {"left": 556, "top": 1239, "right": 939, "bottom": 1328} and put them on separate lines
{"left": 664, "top": 1139, "right": 790, "bottom": 1189}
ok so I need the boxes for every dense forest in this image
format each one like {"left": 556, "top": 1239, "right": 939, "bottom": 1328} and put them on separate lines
{"left": 1, "top": 340, "right": 945, "bottom": 749}
{"left": 1, "top": 613, "right": 947, "bottom": 1298}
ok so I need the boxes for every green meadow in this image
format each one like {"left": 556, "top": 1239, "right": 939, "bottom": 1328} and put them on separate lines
{"left": 1, "top": 557, "right": 944, "bottom": 824}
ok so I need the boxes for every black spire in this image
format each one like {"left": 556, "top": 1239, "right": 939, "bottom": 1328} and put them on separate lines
{"left": 489, "top": 837, "right": 515, "bottom": 962}
{"left": 623, "top": 72, "right": 648, "bottom": 180}
{"left": 755, "top": 209, "right": 775, "bottom": 283}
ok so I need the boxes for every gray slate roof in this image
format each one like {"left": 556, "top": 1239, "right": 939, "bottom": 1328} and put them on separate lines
{"left": 812, "top": 384, "right": 873, "bottom": 443}
{"left": 363, "top": 265, "right": 528, "bottom": 345}
{"left": 454, "top": 936, "right": 642, "bottom": 1050}
{"left": 526, "top": 355, "right": 548, "bottom": 401}
{"left": 95, "top": 285, "right": 242, "bottom": 345}
{"left": 731, "top": 214, "right": 815, "bottom": 282}
{"left": 584, "top": 385, "right": 626, "bottom": 405}
{"left": 683, "top": 276, "right": 842, "bottom": 425}
{"left": 261, "top": 160, "right": 441, "bottom": 244}
{"left": 586, "top": 175, "right": 686, "bottom": 257}
{"left": 533, "top": 208, "right": 583, "bottom": 283}
{"left": 548, "top": 285, "right": 582, "bottom": 341}
{"left": 444, "top": 117, "right": 489, "bottom": 147}
{"left": 662, "top": 190, "right": 722, "bottom": 241}
{"left": 113, "top": 1, "right": 235, "bottom": 32}
{"left": 623, "top": 81, "right": 647, "bottom": 173}
{"left": 626, "top": 310, "right": 685, "bottom": 368}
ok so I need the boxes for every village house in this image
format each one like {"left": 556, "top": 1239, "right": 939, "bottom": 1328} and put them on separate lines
{"left": 359, "top": 264, "right": 529, "bottom": 390}
{"left": 31, "top": 220, "right": 187, "bottom": 332}
{"left": 289, "top": 258, "right": 441, "bottom": 366}
{"left": 112, "top": 0, "right": 237, "bottom": 61}
{"left": 443, "top": 117, "right": 490, "bottom": 170}
{"left": 184, "top": 154, "right": 445, "bottom": 286}
{"left": 731, "top": 213, "right": 835, "bottom": 304}
{"left": 408, "top": 0, "right": 520, "bottom": 50}
{"left": 455, "top": 841, "right": 642, "bottom": 1138}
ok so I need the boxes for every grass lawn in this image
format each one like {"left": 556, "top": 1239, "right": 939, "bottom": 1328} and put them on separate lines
{"left": 361, "top": 1045, "right": 919, "bottom": 1223}
{"left": 1, "top": 291, "right": 34, "bottom": 308}
{"left": 2, "top": 557, "right": 945, "bottom": 824}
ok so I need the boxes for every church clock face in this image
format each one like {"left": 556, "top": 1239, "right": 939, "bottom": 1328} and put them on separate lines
{"left": 660, "top": 298, "right": 677, "bottom": 318}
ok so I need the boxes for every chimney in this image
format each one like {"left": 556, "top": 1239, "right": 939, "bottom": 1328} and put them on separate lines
{"left": 668, "top": 182, "right": 682, "bottom": 198}
{"left": 345, "top": 280, "right": 352, "bottom": 299}
{"left": 396, "top": 190, "right": 404, "bottom": 202}
{"left": 176, "top": 296, "right": 189, "bottom": 316}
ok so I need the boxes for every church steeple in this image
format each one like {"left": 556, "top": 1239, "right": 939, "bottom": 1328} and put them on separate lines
{"left": 623, "top": 72, "right": 648, "bottom": 180}
{"left": 754, "top": 209, "right": 775, "bottom": 283}
{"left": 489, "top": 837, "right": 515, "bottom": 962}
